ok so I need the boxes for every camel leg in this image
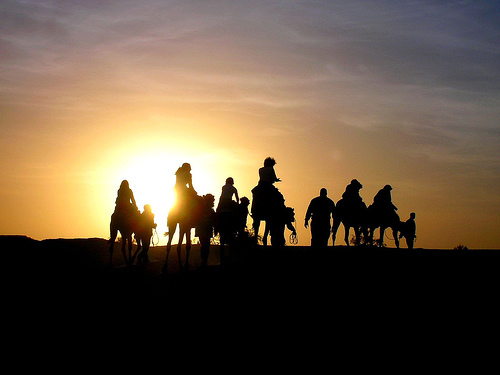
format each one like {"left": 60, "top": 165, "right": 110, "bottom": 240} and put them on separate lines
{"left": 109, "top": 222, "right": 117, "bottom": 267}
{"left": 393, "top": 228, "right": 400, "bottom": 248}
{"left": 142, "top": 241, "right": 150, "bottom": 262}
{"left": 253, "top": 219, "right": 260, "bottom": 240}
{"left": 344, "top": 225, "right": 350, "bottom": 246}
{"left": 176, "top": 232, "right": 184, "bottom": 271}
{"left": 127, "top": 236, "right": 133, "bottom": 265}
{"left": 331, "top": 220, "right": 340, "bottom": 246}
{"left": 263, "top": 222, "right": 270, "bottom": 246}
{"left": 109, "top": 242, "right": 114, "bottom": 267}
{"left": 121, "top": 238, "right": 128, "bottom": 266}
{"left": 379, "top": 227, "right": 385, "bottom": 247}
{"left": 109, "top": 235, "right": 116, "bottom": 267}
{"left": 132, "top": 240, "right": 142, "bottom": 264}
{"left": 163, "top": 224, "right": 176, "bottom": 274}
{"left": 184, "top": 229, "right": 192, "bottom": 271}
{"left": 362, "top": 227, "right": 369, "bottom": 245}
{"left": 354, "top": 227, "right": 361, "bottom": 246}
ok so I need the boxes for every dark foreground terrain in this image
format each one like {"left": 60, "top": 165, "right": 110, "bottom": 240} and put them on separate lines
{"left": 2, "top": 235, "right": 499, "bottom": 307}
{"left": 2, "top": 235, "right": 500, "bottom": 357}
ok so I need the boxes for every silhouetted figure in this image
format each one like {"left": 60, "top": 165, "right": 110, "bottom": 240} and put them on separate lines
{"left": 109, "top": 180, "right": 140, "bottom": 267}
{"left": 115, "top": 179, "right": 138, "bottom": 214}
{"left": 270, "top": 206, "right": 297, "bottom": 249}
{"left": 366, "top": 185, "right": 400, "bottom": 248}
{"left": 259, "top": 157, "right": 281, "bottom": 185}
{"left": 133, "top": 204, "right": 157, "bottom": 264}
{"left": 251, "top": 157, "right": 282, "bottom": 239}
{"left": 236, "top": 196, "right": 250, "bottom": 239}
{"left": 217, "top": 177, "right": 239, "bottom": 213}
{"left": 399, "top": 212, "right": 416, "bottom": 249}
{"left": 305, "top": 188, "right": 336, "bottom": 249}
{"left": 164, "top": 163, "right": 202, "bottom": 273}
{"left": 195, "top": 194, "right": 218, "bottom": 271}
{"left": 373, "top": 184, "right": 398, "bottom": 216}
{"left": 171, "top": 163, "right": 197, "bottom": 222}
{"left": 342, "top": 179, "right": 363, "bottom": 208}
{"left": 332, "top": 179, "right": 368, "bottom": 246}
{"left": 215, "top": 177, "right": 240, "bottom": 266}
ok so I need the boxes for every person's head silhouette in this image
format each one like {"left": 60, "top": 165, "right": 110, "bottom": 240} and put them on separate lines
{"left": 351, "top": 179, "right": 362, "bottom": 189}
{"left": 264, "top": 157, "right": 276, "bottom": 167}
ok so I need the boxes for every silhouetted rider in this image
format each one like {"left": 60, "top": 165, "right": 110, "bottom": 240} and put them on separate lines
{"left": 114, "top": 180, "right": 138, "bottom": 215}
{"left": 305, "top": 188, "right": 336, "bottom": 248}
{"left": 252, "top": 157, "right": 283, "bottom": 235}
{"left": 172, "top": 163, "right": 197, "bottom": 217}
{"left": 373, "top": 184, "right": 397, "bottom": 216}
{"left": 342, "top": 179, "right": 363, "bottom": 204}
{"left": 217, "top": 177, "right": 239, "bottom": 213}
{"left": 259, "top": 157, "right": 281, "bottom": 185}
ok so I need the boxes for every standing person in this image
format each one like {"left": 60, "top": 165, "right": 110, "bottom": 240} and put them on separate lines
{"left": 399, "top": 212, "right": 417, "bottom": 249}
{"left": 195, "top": 194, "right": 218, "bottom": 271}
{"left": 304, "top": 188, "right": 336, "bottom": 249}
{"left": 235, "top": 196, "right": 250, "bottom": 239}
{"left": 134, "top": 204, "right": 157, "bottom": 264}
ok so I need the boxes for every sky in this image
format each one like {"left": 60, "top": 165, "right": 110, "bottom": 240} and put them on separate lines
{"left": 1, "top": 0, "right": 499, "bottom": 249}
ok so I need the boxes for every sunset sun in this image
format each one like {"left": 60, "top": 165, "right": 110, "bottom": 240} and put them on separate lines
{"left": 106, "top": 147, "right": 221, "bottom": 244}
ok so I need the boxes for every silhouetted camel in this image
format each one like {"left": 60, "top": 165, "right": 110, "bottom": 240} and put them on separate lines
{"left": 332, "top": 198, "right": 368, "bottom": 246}
{"left": 251, "top": 185, "right": 296, "bottom": 247}
{"left": 109, "top": 209, "right": 140, "bottom": 267}
{"left": 217, "top": 198, "right": 251, "bottom": 265}
{"left": 365, "top": 204, "right": 401, "bottom": 248}
{"left": 162, "top": 195, "right": 203, "bottom": 272}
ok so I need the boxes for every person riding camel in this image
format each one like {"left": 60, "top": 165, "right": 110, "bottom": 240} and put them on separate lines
{"left": 114, "top": 180, "right": 138, "bottom": 216}
{"left": 251, "top": 157, "right": 284, "bottom": 237}
{"left": 342, "top": 179, "right": 363, "bottom": 202}
{"left": 259, "top": 157, "right": 281, "bottom": 186}
{"left": 217, "top": 177, "right": 239, "bottom": 213}
{"left": 373, "top": 184, "right": 398, "bottom": 217}
{"left": 172, "top": 163, "right": 197, "bottom": 220}
{"left": 252, "top": 157, "right": 283, "bottom": 217}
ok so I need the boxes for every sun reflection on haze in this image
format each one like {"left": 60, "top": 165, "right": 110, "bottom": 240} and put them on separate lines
{"left": 107, "top": 147, "right": 221, "bottom": 245}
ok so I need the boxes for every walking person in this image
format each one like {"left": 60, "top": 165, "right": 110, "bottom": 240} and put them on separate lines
{"left": 304, "top": 188, "right": 336, "bottom": 249}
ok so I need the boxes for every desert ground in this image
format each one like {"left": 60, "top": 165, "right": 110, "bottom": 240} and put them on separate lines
{"left": 3, "top": 235, "right": 499, "bottom": 307}
{"left": 3, "top": 234, "right": 499, "bottom": 350}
